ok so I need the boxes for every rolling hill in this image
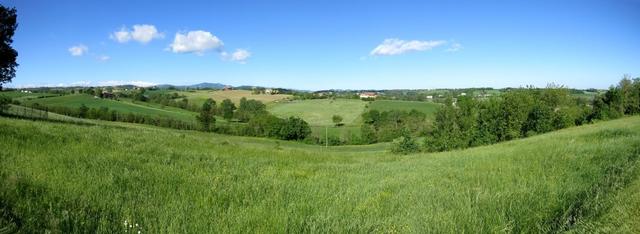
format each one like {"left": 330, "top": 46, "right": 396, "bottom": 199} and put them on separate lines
{"left": 1, "top": 116, "right": 638, "bottom": 232}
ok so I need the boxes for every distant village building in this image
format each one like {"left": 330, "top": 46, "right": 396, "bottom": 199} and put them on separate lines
{"left": 101, "top": 91, "right": 115, "bottom": 99}
{"left": 265, "top": 88, "right": 279, "bottom": 95}
{"left": 359, "top": 92, "right": 377, "bottom": 99}
{"left": 460, "top": 92, "right": 467, "bottom": 96}
{"left": 426, "top": 95, "right": 433, "bottom": 99}
{"left": 223, "top": 85, "right": 233, "bottom": 91}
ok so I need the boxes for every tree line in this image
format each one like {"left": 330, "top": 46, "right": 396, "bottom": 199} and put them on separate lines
{"left": 389, "top": 76, "right": 640, "bottom": 154}
{"left": 195, "top": 97, "right": 311, "bottom": 141}
{"left": 26, "top": 103, "right": 198, "bottom": 130}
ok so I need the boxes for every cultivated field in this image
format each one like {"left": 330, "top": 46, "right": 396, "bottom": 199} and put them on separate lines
{"left": 1, "top": 116, "right": 638, "bottom": 232}
{"left": 170, "top": 90, "right": 292, "bottom": 106}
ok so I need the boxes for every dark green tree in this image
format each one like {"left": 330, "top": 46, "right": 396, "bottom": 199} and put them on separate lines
{"left": 278, "top": 117, "right": 311, "bottom": 140}
{"left": 78, "top": 104, "right": 89, "bottom": 118}
{"left": 0, "top": 94, "right": 9, "bottom": 112}
{"left": 235, "top": 97, "right": 267, "bottom": 122}
{"left": 220, "top": 99, "right": 236, "bottom": 120}
{"left": 390, "top": 134, "right": 420, "bottom": 155}
{"left": 196, "top": 98, "right": 216, "bottom": 131}
{"left": 0, "top": 6, "right": 18, "bottom": 90}
{"left": 332, "top": 114, "right": 343, "bottom": 126}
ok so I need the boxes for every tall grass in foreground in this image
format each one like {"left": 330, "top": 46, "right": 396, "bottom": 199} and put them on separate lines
{"left": 0, "top": 116, "right": 639, "bottom": 232}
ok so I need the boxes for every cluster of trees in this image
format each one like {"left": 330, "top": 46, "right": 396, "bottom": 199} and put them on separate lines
{"left": 360, "top": 109, "right": 429, "bottom": 144}
{"left": 145, "top": 92, "right": 201, "bottom": 112}
{"left": 239, "top": 115, "right": 311, "bottom": 140}
{"left": 195, "top": 97, "right": 311, "bottom": 140}
{"left": 424, "top": 86, "right": 590, "bottom": 152}
{"left": 420, "top": 77, "right": 640, "bottom": 153}
{"left": 590, "top": 76, "right": 640, "bottom": 120}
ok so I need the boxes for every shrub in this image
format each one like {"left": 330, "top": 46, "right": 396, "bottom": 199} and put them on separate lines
{"left": 389, "top": 135, "right": 420, "bottom": 155}
{"left": 0, "top": 95, "right": 10, "bottom": 112}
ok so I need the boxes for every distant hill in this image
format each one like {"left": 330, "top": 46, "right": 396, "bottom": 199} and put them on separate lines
{"left": 187, "top": 82, "right": 228, "bottom": 89}
{"left": 155, "top": 82, "right": 229, "bottom": 89}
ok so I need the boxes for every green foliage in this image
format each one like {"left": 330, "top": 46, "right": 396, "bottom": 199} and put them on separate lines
{"left": 22, "top": 94, "right": 198, "bottom": 123}
{"left": 0, "top": 6, "right": 18, "bottom": 88}
{"left": 331, "top": 114, "right": 343, "bottom": 126}
{"left": 78, "top": 104, "right": 89, "bottom": 118}
{"left": 278, "top": 116, "right": 311, "bottom": 140}
{"left": 196, "top": 98, "right": 216, "bottom": 131}
{"left": 220, "top": 99, "right": 236, "bottom": 120}
{"left": 389, "top": 134, "right": 420, "bottom": 155}
{"left": 0, "top": 95, "right": 9, "bottom": 112}
{"left": 244, "top": 114, "right": 311, "bottom": 140}
{"left": 426, "top": 86, "right": 594, "bottom": 152}
{"left": 235, "top": 97, "right": 267, "bottom": 122}
{"left": 360, "top": 109, "right": 428, "bottom": 143}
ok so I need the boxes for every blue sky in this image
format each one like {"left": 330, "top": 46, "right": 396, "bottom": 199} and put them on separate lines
{"left": 2, "top": 0, "right": 639, "bottom": 90}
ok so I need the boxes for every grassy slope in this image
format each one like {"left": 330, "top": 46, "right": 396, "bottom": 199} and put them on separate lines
{"left": 268, "top": 99, "right": 367, "bottom": 126}
{"left": 367, "top": 100, "right": 441, "bottom": 117}
{"left": 269, "top": 99, "right": 367, "bottom": 140}
{"left": 5, "top": 104, "right": 93, "bottom": 123}
{"left": 22, "top": 94, "right": 198, "bottom": 123}
{"left": 1, "top": 116, "right": 639, "bottom": 232}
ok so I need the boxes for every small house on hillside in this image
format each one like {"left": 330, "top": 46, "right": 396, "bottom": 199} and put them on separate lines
{"left": 359, "top": 92, "right": 377, "bottom": 99}
{"left": 223, "top": 85, "right": 233, "bottom": 91}
{"left": 265, "top": 88, "right": 279, "bottom": 95}
{"left": 101, "top": 91, "right": 115, "bottom": 99}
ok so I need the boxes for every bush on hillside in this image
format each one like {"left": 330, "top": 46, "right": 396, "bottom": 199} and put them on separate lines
{"left": 389, "top": 135, "right": 420, "bottom": 155}
{"left": 0, "top": 95, "right": 10, "bottom": 112}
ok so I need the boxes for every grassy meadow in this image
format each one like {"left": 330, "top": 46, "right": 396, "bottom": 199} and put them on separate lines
{"left": 268, "top": 99, "right": 367, "bottom": 126}
{"left": 1, "top": 116, "right": 639, "bottom": 232}
{"left": 1, "top": 91, "right": 59, "bottom": 102}
{"left": 367, "top": 100, "right": 441, "bottom": 117}
{"left": 22, "top": 94, "right": 199, "bottom": 123}
{"left": 166, "top": 90, "right": 292, "bottom": 106}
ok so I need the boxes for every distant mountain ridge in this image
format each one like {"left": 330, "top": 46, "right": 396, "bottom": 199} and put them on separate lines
{"left": 156, "top": 82, "right": 228, "bottom": 89}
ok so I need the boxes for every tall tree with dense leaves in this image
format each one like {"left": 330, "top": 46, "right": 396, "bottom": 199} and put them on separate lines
{"left": 0, "top": 6, "right": 18, "bottom": 90}
{"left": 220, "top": 99, "right": 236, "bottom": 120}
{"left": 196, "top": 98, "right": 216, "bottom": 131}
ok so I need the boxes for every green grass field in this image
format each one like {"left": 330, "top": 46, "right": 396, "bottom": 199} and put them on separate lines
{"left": 21, "top": 94, "right": 199, "bottom": 123}
{"left": 367, "top": 100, "right": 441, "bottom": 117}
{"left": 159, "top": 90, "right": 292, "bottom": 106}
{"left": 0, "top": 91, "right": 59, "bottom": 102}
{"left": 4, "top": 104, "right": 93, "bottom": 124}
{"left": 268, "top": 99, "right": 367, "bottom": 126}
{"left": 1, "top": 116, "right": 639, "bottom": 232}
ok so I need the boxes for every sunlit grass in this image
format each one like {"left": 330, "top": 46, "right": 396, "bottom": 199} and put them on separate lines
{"left": 0, "top": 116, "right": 639, "bottom": 232}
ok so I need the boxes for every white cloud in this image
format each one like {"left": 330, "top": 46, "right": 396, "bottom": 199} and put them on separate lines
{"left": 97, "top": 55, "right": 111, "bottom": 61}
{"left": 446, "top": 42, "right": 463, "bottom": 52}
{"left": 97, "top": 80, "right": 157, "bottom": 87}
{"left": 169, "top": 30, "right": 223, "bottom": 54}
{"left": 111, "top": 24, "right": 163, "bottom": 44}
{"left": 370, "top": 38, "right": 446, "bottom": 56}
{"left": 131, "top": 24, "right": 164, "bottom": 43}
{"left": 71, "top": 81, "right": 92, "bottom": 86}
{"left": 110, "top": 27, "right": 131, "bottom": 43}
{"left": 68, "top": 44, "right": 88, "bottom": 56}
{"left": 229, "top": 49, "right": 251, "bottom": 63}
